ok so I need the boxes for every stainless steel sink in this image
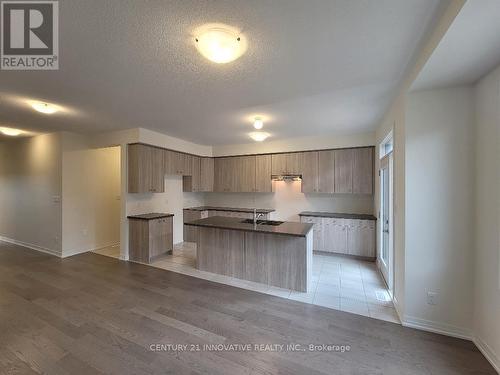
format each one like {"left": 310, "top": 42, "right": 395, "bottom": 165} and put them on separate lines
{"left": 240, "top": 219, "right": 284, "bottom": 226}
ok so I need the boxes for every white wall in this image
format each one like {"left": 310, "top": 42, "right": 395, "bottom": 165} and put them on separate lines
{"left": 205, "top": 181, "right": 374, "bottom": 222}
{"left": 126, "top": 175, "right": 205, "bottom": 244}
{"left": 213, "top": 132, "right": 375, "bottom": 156}
{"left": 0, "top": 133, "right": 63, "bottom": 255}
{"left": 61, "top": 132, "right": 121, "bottom": 257}
{"left": 473, "top": 64, "right": 500, "bottom": 370}
{"left": 405, "top": 86, "right": 474, "bottom": 337}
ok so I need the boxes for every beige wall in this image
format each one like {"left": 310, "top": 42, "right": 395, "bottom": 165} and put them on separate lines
{"left": 405, "top": 86, "right": 475, "bottom": 337}
{"left": 473, "top": 64, "right": 500, "bottom": 371}
{"left": 213, "top": 132, "right": 375, "bottom": 156}
{"left": 62, "top": 132, "right": 121, "bottom": 257}
{"left": 0, "top": 133, "right": 63, "bottom": 255}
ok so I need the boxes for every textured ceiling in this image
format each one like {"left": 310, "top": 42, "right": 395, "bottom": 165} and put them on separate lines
{"left": 412, "top": 0, "right": 500, "bottom": 91}
{"left": 0, "top": 0, "right": 444, "bottom": 145}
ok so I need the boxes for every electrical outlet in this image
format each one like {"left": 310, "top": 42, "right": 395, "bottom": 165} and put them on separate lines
{"left": 427, "top": 291, "right": 438, "bottom": 305}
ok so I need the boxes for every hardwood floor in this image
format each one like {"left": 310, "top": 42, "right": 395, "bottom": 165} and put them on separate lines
{"left": 0, "top": 241, "right": 495, "bottom": 375}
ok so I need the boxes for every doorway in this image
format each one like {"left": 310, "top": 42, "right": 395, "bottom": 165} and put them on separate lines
{"left": 379, "top": 134, "right": 394, "bottom": 296}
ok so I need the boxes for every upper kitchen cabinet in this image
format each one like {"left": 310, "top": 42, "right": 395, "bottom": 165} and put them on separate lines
{"left": 214, "top": 157, "right": 235, "bottom": 192}
{"left": 199, "top": 157, "right": 214, "bottom": 192}
{"left": 255, "top": 154, "right": 272, "bottom": 192}
{"left": 271, "top": 153, "right": 301, "bottom": 175}
{"left": 164, "top": 149, "right": 192, "bottom": 175}
{"left": 233, "top": 156, "right": 256, "bottom": 192}
{"left": 128, "top": 144, "right": 165, "bottom": 193}
{"left": 334, "top": 148, "right": 354, "bottom": 194}
{"left": 182, "top": 156, "right": 201, "bottom": 192}
{"left": 352, "top": 147, "right": 374, "bottom": 194}
{"left": 318, "top": 150, "right": 335, "bottom": 193}
{"left": 299, "top": 152, "right": 319, "bottom": 193}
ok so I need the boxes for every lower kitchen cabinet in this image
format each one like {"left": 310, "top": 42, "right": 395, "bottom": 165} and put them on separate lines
{"left": 300, "top": 215, "right": 375, "bottom": 259}
{"left": 128, "top": 215, "right": 173, "bottom": 263}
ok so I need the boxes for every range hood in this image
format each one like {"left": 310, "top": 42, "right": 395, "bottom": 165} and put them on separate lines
{"left": 271, "top": 174, "right": 302, "bottom": 181}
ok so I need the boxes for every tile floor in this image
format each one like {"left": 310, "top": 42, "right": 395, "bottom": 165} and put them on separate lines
{"left": 94, "top": 242, "right": 399, "bottom": 323}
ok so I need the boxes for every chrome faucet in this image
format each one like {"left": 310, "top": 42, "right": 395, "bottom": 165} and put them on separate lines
{"left": 253, "top": 208, "right": 265, "bottom": 225}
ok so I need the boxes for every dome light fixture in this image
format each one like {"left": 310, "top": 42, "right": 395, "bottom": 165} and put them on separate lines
{"left": 0, "top": 127, "right": 22, "bottom": 136}
{"left": 31, "top": 101, "right": 58, "bottom": 114}
{"left": 249, "top": 132, "right": 270, "bottom": 142}
{"left": 194, "top": 24, "right": 247, "bottom": 64}
{"left": 253, "top": 117, "right": 263, "bottom": 130}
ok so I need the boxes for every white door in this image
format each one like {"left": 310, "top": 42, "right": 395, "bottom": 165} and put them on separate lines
{"left": 379, "top": 154, "right": 393, "bottom": 293}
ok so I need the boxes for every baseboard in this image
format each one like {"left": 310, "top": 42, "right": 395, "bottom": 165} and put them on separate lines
{"left": 62, "top": 241, "right": 120, "bottom": 258}
{"left": 403, "top": 315, "right": 472, "bottom": 341}
{"left": 392, "top": 296, "right": 403, "bottom": 322}
{"left": 473, "top": 335, "right": 500, "bottom": 373}
{"left": 0, "top": 235, "right": 60, "bottom": 257}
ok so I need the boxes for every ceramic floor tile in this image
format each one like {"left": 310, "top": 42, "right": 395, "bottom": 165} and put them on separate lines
{"left": 340, "top": 287, "right": 366, "bottom": 302}
{"left": 318, "top": 274, "right": 341, "bottom": 286}
{"left": 313, "top": 294, "right": 341, "bottom": 309}
{"left": 265, "top": 286, "right": 292, "bottom": 298}
{"left": 368, "top": 304, "right": 400, "bottom": 323}
{"left": 316, "top": 283, "right": 340, "bottom": 298}
{"left": 340, "top": 298, "right": 370, "bottom": 317}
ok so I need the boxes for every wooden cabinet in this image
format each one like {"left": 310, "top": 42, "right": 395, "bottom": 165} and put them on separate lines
{"left": 353, "top": 147, "right": 373, "bottom": 194}
{"left": 164, "top": 150, "right": 192, "bottom": 175}
{"left": 233, "top": 156, "right": 256, "bottom": 192}
{"left": 128, "top": 144, "right": 165, "bottom": 193}
{"left": 271, "top": 153, "right": 301, "bottom": 175}
{"left": 255, "top": 154, "right": 272, "bottom": 192}
{"left": 347, "top": 220, "right": 375, "bottom": 257}
{"left": 318, "top": 150, "right": 335, "bottom": 194}
{"left": 299, "top": 152, "right": 319, "bottom": 193}
{"left": 334, "top": 149, "right": 354, "bottom": 193}
{"left": 183, "top": 209, "right": 202, "bottom": 242}
{"left": 182, "top": 156, "right": 200, "bottom": 192}
{"left": 129, "top": 216, "right": 173, "bottom": 263}
{"left": 214, "top": 157, "right": 235, "bottom": 192}
{"left": 200, "top": 157, "right": 214, "bottom": 192}
{"left": 300, "top": 215, "right": 375, "bottom": 258}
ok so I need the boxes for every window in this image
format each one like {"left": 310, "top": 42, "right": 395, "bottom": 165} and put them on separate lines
{"left": 379, "top": 130, "right": 393, "bottom": 159}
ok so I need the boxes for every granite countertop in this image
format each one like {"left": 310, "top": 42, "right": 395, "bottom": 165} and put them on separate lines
{"left": 184, "top": 206, "right": 275, "bottom": 214}
{"left": 185, "top": 217, "right": 313, "bottom": 237}
{"left": 127, "top": 213, "right": 174, "bottom": 220}
{"left": 299, "top": 211, "right": 377, "bottom": 220}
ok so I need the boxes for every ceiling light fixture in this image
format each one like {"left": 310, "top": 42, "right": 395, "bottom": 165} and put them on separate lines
{"left": 0, "top": 127, "right": 22, "bottom": 136}
{"left": 253, "top": 118, "right": 263, "bottom": 130}
{"left": 194, "top": 24, "right": 247, "bottom": 64}
{"left": 249, "top": 132, "right": 270, "bottom": 142}
{"left": 31, "top": 101, "right": 58, "bottom": 114}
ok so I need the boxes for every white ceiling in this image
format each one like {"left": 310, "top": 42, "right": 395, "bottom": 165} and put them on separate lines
{"left": 0, "top": 0, "right": 444, "bottom": 145}
{"left": 411, "top": 0, "right": 500, "bottom": 91}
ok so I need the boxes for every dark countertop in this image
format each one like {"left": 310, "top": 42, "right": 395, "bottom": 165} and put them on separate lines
{"left": 299, "top": 211, "right": 377, "bottom": 220}
{"left": 184, "top": 206, "right": 275, "bottom": 214}
{"left": 185, "top": 217, "right": 313, "bottom": 237}
{"left": 127, "top": 213, "right": 174, "bottom": 220}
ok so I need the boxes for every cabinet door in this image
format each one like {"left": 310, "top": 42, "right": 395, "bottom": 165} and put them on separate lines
{"left": 200, "top": 157, "right": 214, "bottom": 192}
{"left": 271, "top": 154, "right": 287, "bottom": 175}
{"left": 233, "top": 156, "right": 256, "bottom": 192}
{"left": 299, "top": 152, "right": 318, "bottom": 193}
{"left": 318, "top": 150, "right": 335, "bottom": 193}
{"left": 128, "top": 144, "right": 164, "bottom": 193}
{"left": 163, "top": 149, "right": 175, "bottom": 175}
{"left": 334, "top": 149, "right": 353, "bottom": 193}
{"left": 331, "top": 220, "right": 348, "bottom": 254}
{"left": 347, "top": 220, "right": 375, "bottom": 257}
{"left": 183, "top": 210, "right": 201, "bottom": 242}
{"left": 255, "top": 154, "right": 272, "bottom": 192}
{"left": 182, "top": 156, "right": 201, "bottom": 192}
{"left": 353, "top": 147, "right": 373, "bottom": 194}
{"left": 301, "top": 216, "right": 323, "bottom": 251}
{"left": 214, "top": 157, "right": 233, "bottom": 192}
{"left": 286, "top": 153, "right": 301, "bottom": 174}
{"left": 149, "top": 218, "right": 172, "bottom": 260}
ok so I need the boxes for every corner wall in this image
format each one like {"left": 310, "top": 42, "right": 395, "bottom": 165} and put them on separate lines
{"left": 0, "top": 133, "right": 63, "bottom": 255}
{"left": 473, "top": 65, "right": 500, "bottom": 371}
{"left": 404, "top": 86, "right": 474, "bottom": 338}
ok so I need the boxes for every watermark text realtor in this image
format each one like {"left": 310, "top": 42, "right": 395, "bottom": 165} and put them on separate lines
{"left": 1, "top": 0, "right": 59, "bottom": 70}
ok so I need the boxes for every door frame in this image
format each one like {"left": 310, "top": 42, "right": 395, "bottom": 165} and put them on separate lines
{"left": 378, "top": 151, "right": 394, "bottom": 296}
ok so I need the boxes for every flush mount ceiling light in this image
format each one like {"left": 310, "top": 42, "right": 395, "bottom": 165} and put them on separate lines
{"left": 194, "top": 24, "right": 247, "bottom": 64}
{"left": 0, "top": 127, "right": 22, "bottom": 136}
{"left": 253, "top": 117, "right": 263, "bottom": 130}
{"left": 31, "top": 101, "right": 58, "bottom": 114}
{"left": 249, "top": 132, "right": 270, "bottom": 142}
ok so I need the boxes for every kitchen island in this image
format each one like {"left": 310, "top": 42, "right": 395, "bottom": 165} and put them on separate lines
{"left": 185, "top": 217, "right": 313, "bottom": 292}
